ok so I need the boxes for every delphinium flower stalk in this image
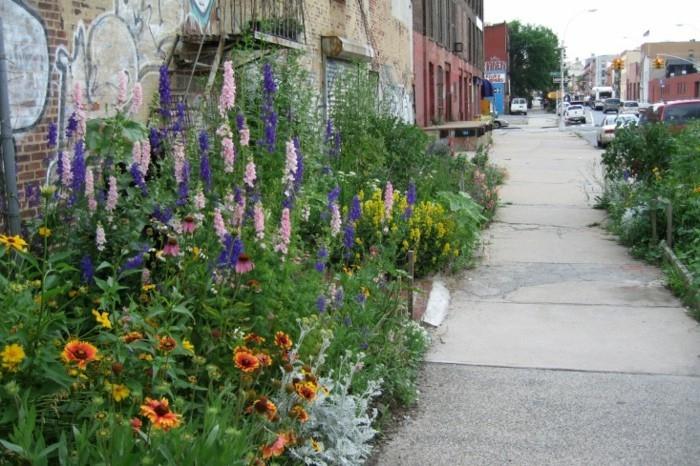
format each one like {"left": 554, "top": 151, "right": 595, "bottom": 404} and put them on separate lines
{"left": 261, "top": 63, "right": 278, "bottom": 153}
{"left": 60, "top": 151, "right": 72, "bottom": 189}
{"left": 194, "top": 187, "right": 206, "bottom": 211}
{"left": 71, "top": 140, "right": 86, "bottom": 195}
{"left": 349, "top": 195, "right": 361, "bottom": 223}
{"left": 159, "top": 64, "right": 172, "bottom": 119}
{"left": 282, "top": 140, "right": 297, "bottom": 197}
{"left": 95, "top": 223, "right": 106, "bottom": 252}
{"left": 131, "top": 141, "right": 142, "bottom": 167}
{"left": 199, "top": 131, "right": 212, "bottom": 192}
{"left": 384, "top": 181, "right": 394, "bottom": 220}
{"left": 140, "top": 138, "right": 151, "bottom": 178}
{"left": 213, "top": 208, "right": 228, "bottom": 244}
{"left": 85, "top": 167, "right": 97, "bottom": 213}
{"left": 176, "top": 161, "right": 190, "bottom": 206}
{"left": 172, "top": 102, "right": 186, "bottom": 134}
{"left": 173, "top": 142, "right": 186, "bottom": 184}
{"left": 80, "top": 255, "right": 94, "bottom": 284}
{"left": 131, "top": 82, "right": 143, "bottom": 114}
{"left": 244, "top": 159, "right": 257, "bottom": 188}
{"left": 232, "top": 187, "right": 246, "bottom": 229}
{"left": 316, "top": 296, "right": 327, "bottom": 314}
{"left": 328, "top": 186, "right": 341, "bottom": 237}
{"left": 47, "top": 122, "right": 57, "bottom": 148}
{"left": 222, "top": 136, "right": 236, "bottom": 173}
{"left": 315, "top": 246, "right": 327, "bottom": 273}
{"left": 117, "top": 70, "right": 128, "bottom": 107}
{"left": 130, "top": 163, "right": 148, "bottom": 196}
{"left": 274, "top": 208, "right": 291, "bottom": 256}
{"left": 254, "top": 201, "right": 265, "bottom": 241}
{"left": 219, "top": 60, "right": 236, "bottom": 118}
{"left": 404, "top": 180, "right": 416, "bottom": 219}
{"left": 106, "top": 176, "right": 118, "bottom": 214}
{"left": 293, "top": 137, "right": 304, "bottom": 193}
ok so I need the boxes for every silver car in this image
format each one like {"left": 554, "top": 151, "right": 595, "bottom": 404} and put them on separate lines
{"left": 619, "top": 101, "right": 640, "bottom": 115}
{"left": 596, "top": 114, "right": 638, "bottom": 148}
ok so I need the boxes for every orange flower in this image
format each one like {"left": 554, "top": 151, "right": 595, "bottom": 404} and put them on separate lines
{"left": 244, "top": 333, "right": 266, "bottom": 345}
{"left": 261, "top": 433, "right": 292, "bottom": 459}
{"left": 294, "top": 381, "right": 317, "bottom": 402}
{"left": 122, "top": 331, "right": 144, "bottom": 343}
{"left": 255, "top": 351, "right": 273, "bottom": 367}
{"left": 234, "top": 350, "right": 260, "bottom": 372}
{"left": 62, "top": 340, "right": 98, "bottom": 369}
{"left": 274, "top": 331, "right": 293, "bottom": 351}
{"left": 247, "top": 396, "right": 278, "bottom": 421}
{"left": 158, "top": 336, "right": 177, "bottom": 352}
{"left": 130, "top": 417, "right": 142, "bottom": 433}
{"left": 290, "top": 405, "right": 309, "bottom": 423}
{"left": 139, "top": 397, "right": 182, "bottom": 431}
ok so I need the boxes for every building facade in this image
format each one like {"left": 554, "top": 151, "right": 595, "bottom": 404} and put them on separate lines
{"left": 1, "top": 0, "right": 414, "bottom": 217}
{"left": 484, "top": 22, "right": 509, "bottom": 115}
{"left": 412, "top": 0, "right": 484, "bottom": 126}
{"left": 640, "top": 41, "right": 700, "bottom": 103}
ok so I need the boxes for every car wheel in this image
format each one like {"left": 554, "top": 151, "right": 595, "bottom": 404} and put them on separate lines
{"left": 597, "top": 139, "right": 603, "bottom": 148}
{"left": 494, "top": 121, "right": 502, "bottom": 128}
{"left": 524, "top": 112, "right": 527, "bottom": 116}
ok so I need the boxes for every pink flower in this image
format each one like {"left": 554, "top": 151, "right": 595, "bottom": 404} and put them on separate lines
{"left": 274, "top": 208, "right": 291, "bottom": 256}
{"left": 173, "top": 142, "right": 185, "bottom": 183}
{"left": 85, "top": 167, "right": 97, "bottom": 213}
{"left": 95, "top": 223, "right": 106, "bottom": 252}
{"left": 235, "top": 253, "right": 255, "bottom": 274}
{"left": 162, "top": 237, "right": 180, "bottom": 257}
{"left": 213, "top": 208, "right": 228, "bottom": 244}
{"left": 194, "top": 188, "right": 206, "bottom": 211}
{"left": 140, "top": 138, "right": 151, "bottom": 177}
{"left": 117, "top": 70, "right": 128, "bottom": 107}
{"left": 131, "top": 82, "right": 143, "bottom": 114}
{"left": 244, "top": 160, "right": 256, "bottom": 188}
{"left": 384, "top": 181, "right": 394, "bottom": 220}
{"left": 239, "top": 128, "right": 250, "bottom": 147}
{"left": 222, "top": 136, "right": 235, "bottom": 173}
{"left": 131, "top": 141, "right": 142, "bottom": 167}
{"left": 72, "top": 82, "right": 87, "bottom": 139}
{"left": 330, "top": 203, "right": 341, "bottom": 237}
{"left": 254, "top": 201, "right": 265, "bottom": 241}
{"left": 232, "top": 193, "right": 246, "bottom": 229}
{"left": 182, "top": 215, "right": 197, "bottom": 234}
{"left": 106, "top": 176, "right": 118, "bottom": 213}
{"left": 219, "top": 60, "right": 236, "bottom": 118}
{"left": 216, "top": 123, "right": 232, "bottom": 139}
{"left": 283, "top": 140, "right": 298, "bottom": 193}
{"left": 60, "top": 151, "right": 73, "bottom": 189}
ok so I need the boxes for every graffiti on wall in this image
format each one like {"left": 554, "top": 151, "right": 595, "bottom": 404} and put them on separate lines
{"left": 0, "top": 0, "right": 50, "bottom": 132}
{"left": 189, "top": 0, "right": 215, "bottom": 28}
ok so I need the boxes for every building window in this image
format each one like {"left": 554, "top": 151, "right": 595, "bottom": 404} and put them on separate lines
{"left": 437, "top": 65, "right": 444, "bottom": 122}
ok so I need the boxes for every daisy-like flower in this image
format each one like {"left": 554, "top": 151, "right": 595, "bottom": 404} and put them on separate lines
{"left": 140, "top": 397, "right": 182, "bottom": 431}
{"left": 273, "top": 331, "right": 293, "bottom": 351}
{"left": 182, "top": 215, "right": 197, "bottom": 234}
{"left": 244, "top": 333, "right": 265, "bottom": 345}
{"left": 122, "top": 331, "right": 144, "bottom": 343}
{"left": 62, "top": 340, "right": 99, "bottom": 369}
{"left": 0, "top": 235, "right": 28, "bottom": 253}
{"left": 262, "top": 433, "right": 292, "bottom": 460}
{"left": 92, "top": 309, "right": 112, "bottom": 329}
{"left": 248, "top": 396, "right": 277, "bottom": 421}
{"left": 38, "top": 227, "right": 52, "bottom": 238}
{"left": 294, "top": 380, "right": 317, "bottom": 402}
{"left": 111, "top": 383, "right": 130, "bottom": 402}
{"left": 182, "top": 339, "right": 195, "bottom": 353}
{"left": 158, "top": 336, "right": 177, "bottom": 352}
{"left": 130, "top": 417, "right": 143, "bottom": 433}
{"left": 162, "top": 237, "right": 180, "bottom": 257}
{"left": 1, "top": 343, "right": 26, "bottom": 372}
{"left": 235, "top": 253, "right": 255, "bottom": 274}
{"left": 233, "top": 348, "right": 260, "bottom": 372}
{"left": 289, "top": 405, "right": 309, "bottom": 423}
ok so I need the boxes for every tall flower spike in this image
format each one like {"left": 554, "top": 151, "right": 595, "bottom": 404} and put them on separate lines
{"left": 254, "top": 201, "right": 265, "bottom": 241}
{"left": 96, "top": 223, "right": 106, "bottom": 252}
{"left": 222, "top": 136, "right": 235, "bottom": 173}
{"left": 158, "top": 64, "right": 172, "bottom": 119}
{"left": 213, "top": 208, "right": 228, "bottom": 244}
{"left": 85, "top": 167, "right": 97, "bottom": 213}
{"left": 140, "top": 138, "right": 151, "bottom": 177}
{"left": 330, "top": 203, "right": 341, "bottom": 237}
{"left": 384, "top": 181, "right": 394, "bottom": 220}
{"left": 244, "top": 160, "right": 257, "bottom": 188}
{"left": 274, "top": 208, "right": 291, "bottom": 256}
{"left": 106, "top": 175, "right": 118, "bottom": 214}
{"left": 219, "top": 60, "right": 236, "bottom": 118}
{"left": 131, "top": 82, "right": 143, "bottom": 114}
{"left": 283, "top": 140, "right": 297, "bottom": 195}
{"left": 117, "top": 70, "right": 128, "bottom": 107}
{"left": 47, "top": 122, "right": 58, "bottom": 148}
{"left": 173, "top": 142, "right": 185, "bottom": 184}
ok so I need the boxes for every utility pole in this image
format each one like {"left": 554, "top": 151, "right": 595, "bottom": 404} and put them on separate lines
{"left": 0, "top": 18, "right": 22, "bottom": 235}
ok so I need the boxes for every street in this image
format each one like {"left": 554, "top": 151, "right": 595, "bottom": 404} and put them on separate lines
{"left": 371, "top": 113, "right": 700, "bottom": 465}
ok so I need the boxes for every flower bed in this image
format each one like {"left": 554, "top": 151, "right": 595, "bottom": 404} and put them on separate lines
{"left": 0, "top": 51, "right": 501, "bottom": 464}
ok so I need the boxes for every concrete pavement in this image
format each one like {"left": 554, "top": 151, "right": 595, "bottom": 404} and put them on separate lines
{"left": 371, "top": 112, "right": 700, "bottom": 465}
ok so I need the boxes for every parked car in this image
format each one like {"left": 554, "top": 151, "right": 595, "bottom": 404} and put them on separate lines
{"left": 557, "top": 101, "right": 570, "bottom": 116}
{"left": 493, "top": 116, "right": 509, "bottom": 128}
{"left": 602, "top": 98, "right": 621, "bottom": 113}
{"left": 619, "top": 100, "right": 640, "bottom": 115}
{"left": 564, "top": 104, "right": 586, "bottom": 125}
{"left": 642, "top": 99, "right": 700, "bottom": 130}
{"left": 596, "top": 114, "right": 638, "bottom": 148}
{"left": 511, "top": 97, "right": 528, "bottom": 115}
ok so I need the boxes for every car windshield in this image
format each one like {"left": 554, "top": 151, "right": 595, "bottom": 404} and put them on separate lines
{"left": 606, "top": 99, "right": 620, "bottom": 104}
{"left": 624, "top": 102, "right": 638, "bottom": 107}
{"left": 664, "top": 103, "right": 700, "bottom": 124}
{"left": 568, "top": 105, "right": 582, "bottom": 110}
{"left": 604, "top": 116, "right": 618, "bottom": 125}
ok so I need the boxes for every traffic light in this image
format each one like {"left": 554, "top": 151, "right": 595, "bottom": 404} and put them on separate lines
{"left": 653, "top": 57, "right": 665, "bottom": 69}
{"left": 612, "top": 58, "right": 624, "bottom": 71}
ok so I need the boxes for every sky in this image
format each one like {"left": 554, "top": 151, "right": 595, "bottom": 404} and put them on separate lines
{"left": 485, "top": 0, "right": 700, "bottom": 63}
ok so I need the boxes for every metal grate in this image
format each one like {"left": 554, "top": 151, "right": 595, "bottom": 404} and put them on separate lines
{"left": 226, "top": 0, "right": 306, "bottom": 43}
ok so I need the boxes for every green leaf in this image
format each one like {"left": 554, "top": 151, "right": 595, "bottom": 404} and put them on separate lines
{"left": 0, "top": 439, "right": 24, "bottom": 454}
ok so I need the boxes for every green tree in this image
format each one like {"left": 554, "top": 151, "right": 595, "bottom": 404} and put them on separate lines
{"left": 508, "top": 21, "right": 560, "bottom": 101}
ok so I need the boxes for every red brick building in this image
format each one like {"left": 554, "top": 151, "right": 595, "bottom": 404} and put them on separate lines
{"left": 648, "top": 74, "right": 700, "bottom": 103}
{"left": 412, "top": 0, "right": 484, "bottom": 127}
{"left": 484, "top": 22, "right": 509, "bottom": 115}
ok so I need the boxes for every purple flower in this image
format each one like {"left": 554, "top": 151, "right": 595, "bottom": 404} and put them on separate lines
{"left": 316, "top": 296, "right": 327, "bottom": 314}
{"left": 25, "top": 183, "right": 40, "bottom": 208}
{"left": 66, "top": 112, "right": 78, "bottom": 139}
{"left": 198, "top": 131, "right": 209, "bottom": 155}
{"left": 334, "top": 287, "right": 344, "bottom": 308}
{"left": 327, "top": 186, "right": 340, "bottom": 206}
{"left": 176, "top": 161, "right": 190, "bottom": 206}
{"left": 349, "top": 195, "right": 361, "bottom": 222}
{"left": 260, "top": 63, "right": 278, "bottom": 152}
{"left": 236, "top": 113, "right": 246, "bottom": 131}
{"left": 407, "top": 181, "right": 417, "bottom": 205}
{"left": 172, "top": 102, "right": 186, "bottom": 134}
{"left": 120, "top": 251, "right": 145, "bottom": 273}
{"left": 71, "top": 141, "right": 86, "bottom": 194}
{"left": 343, "top": 223, "right": 355, "bottom": 251}
{"left": 325, "top": 119, "right": 341, "bottom": 158}
{"left": 324, "top": 119, "right": 334, "bottom": 144}
{"left": 56, "top": 151, "right": 64, "bottom": 186}
{"left": 263, "top": 63, "right": 277, "bottom": 95}
{"left": 130, "top": 163, "right": 148, "bottom": 196}
{"left": 149, "top": 127, "right": 162, "bottom": 157}
{"left": 159, "top": 64, "right": 172, "bottom": 119}
{"left": 343, "top": 315, "right": 352, "bottom": 327}
{"left": 80, "top": 255, "right": 94, "bottom": 284}
{"left": 217, "top": 234, "right": 243, "bottom": 269}
{"left": 315, "top": 246, "right": 328, "bottom": 272}
{"left": 47, "top": 122, "right": 58, "bottom": 148}
{"left": 152, "top": 205, "right": 173, "bottom": 224}
{"left": 199, "top": 134, "right": 211, "bottom": 193}
{"left": 356, "top": 293, "right": 366, "bottom": 304}
{"left": 263, "top": 110, "right": 278, "bottom": 153}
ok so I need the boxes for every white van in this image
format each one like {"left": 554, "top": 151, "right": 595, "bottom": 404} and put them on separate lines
{"left": 510, "top": 97, "right": 527, "bottom": 115}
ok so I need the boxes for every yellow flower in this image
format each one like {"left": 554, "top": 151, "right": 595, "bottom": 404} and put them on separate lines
{"left": 111, "top": 383, "right": 130, "bottom": 402}
{"left": 1, "top": 343, "right": 26, "bottom": 372}
{"left": 694, "top": 186, "right": 700, "bottom": 194}
{"left": 38, "top": 227, "right": 52, "bottom": 238}
{"left": 92, "top": 309, "right": 112, "bottom": 329}
{"left": 142, "top": 284, "right": 156, "bottom": 292}
{"left": 192, "top": 246, "right": 201, "bottom": 258}
{"left": 138, "top": 353, "right": 154, "bottom": 361}
{"left": 0, "top": 235, "right": 28, "bottom": 252}
{"left": 182, "top": 339, "right": 195, "bottom": 353}
{"left": 310, "top": 438, "right": 324, "bottom": 452}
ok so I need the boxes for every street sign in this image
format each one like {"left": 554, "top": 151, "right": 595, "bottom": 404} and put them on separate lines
{"left": 550, "top": 71, "right": 561, "bottom": 77}
{"left": 552, "top": 78, "right": 569, "bottom": 83}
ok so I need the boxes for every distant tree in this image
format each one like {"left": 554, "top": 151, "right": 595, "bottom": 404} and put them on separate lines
{"left": 507, "top": 21, "right": 560, "bottom": 101}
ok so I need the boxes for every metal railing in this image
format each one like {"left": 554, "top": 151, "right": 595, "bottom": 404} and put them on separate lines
{"left": 217, "top": 0, "right": 306, "bottom": 43}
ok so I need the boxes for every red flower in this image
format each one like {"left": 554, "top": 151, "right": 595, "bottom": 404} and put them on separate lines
{"left": 158, "top": 335, "right": 177, "bottom": 352}
{"left": 62, "top": 340, "right": 98, "bottom": 369}
{"left": 274, "top": 331, "right": 293, "bottom": 351}
{"left": 130, "top": 417, "right": 143, "bottom": 433}
{"left": 234, "top": 350, "right": 260, "bottom": 373}
{"left": 261, "top": 433, "right": 293, "bottom": 459}
{"left": 139, "top": 397, "right": 182, "bottom": 431}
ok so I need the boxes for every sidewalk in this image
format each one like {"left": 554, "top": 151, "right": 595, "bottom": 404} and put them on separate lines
{"left": 371, "top": 115, "right": 700, "bottom": 465}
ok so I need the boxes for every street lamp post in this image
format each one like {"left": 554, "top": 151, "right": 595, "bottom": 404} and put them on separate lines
{"left": 559, "top": 9, "right": 598, "bottom": 130}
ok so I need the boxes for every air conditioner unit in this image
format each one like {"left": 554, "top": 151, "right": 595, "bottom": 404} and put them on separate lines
{"left": 453, "top": 42, "right": 464, "bottom": 53}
